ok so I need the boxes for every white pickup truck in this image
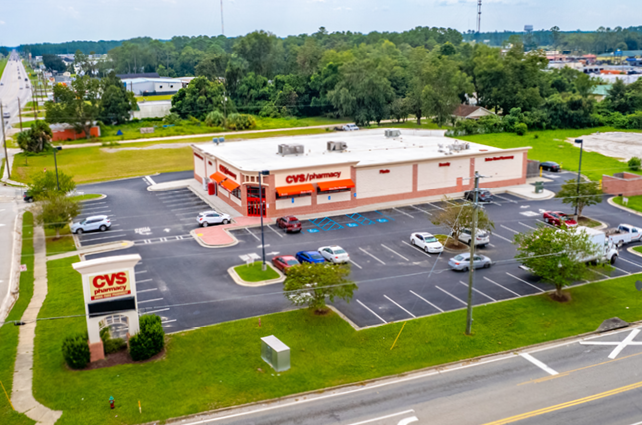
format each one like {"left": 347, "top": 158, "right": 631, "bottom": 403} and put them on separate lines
{"left": 605, "top": 224, "right": 642, "bottom": 248}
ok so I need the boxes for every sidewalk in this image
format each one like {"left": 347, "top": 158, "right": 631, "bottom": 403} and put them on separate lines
{"left": 11, "top": 226, "right": 62, "bottom": 424}
{"left": 46, "top": 240, "right": 135, "bottom": 261}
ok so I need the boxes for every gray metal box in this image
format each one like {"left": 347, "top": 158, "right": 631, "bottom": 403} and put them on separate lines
{"left": 261, "top": 335, "right": 290, "bottom": 372}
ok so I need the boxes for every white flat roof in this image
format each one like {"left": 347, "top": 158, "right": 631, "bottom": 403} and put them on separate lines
{"left": 194, "top": 129, "right": 518, "bottom": 172}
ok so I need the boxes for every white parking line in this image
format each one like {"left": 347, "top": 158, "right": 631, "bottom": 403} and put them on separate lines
{"left": 592, "top": 269, "right": 610, "bottom": 279}
{"left": 384, "top": 295, "right": 416, "bottom": 318}
{"left": 488, "top": 243, "right": 496, "bottom": 247}
{"left": 181, "top": 217, "right": 199, "bottom": 221}
{"left": 536, "top": 219, "right": 554, "bottom": 227}
{"left": 175, "top": 211, "right": 202, "bottom": 215}
{"left": 164, "top": 200, "right": 206, "bottom": 207}
{"left": 79, "top": 235, "right": 122, "bottom": 242}
{"left": 246, "top": 228, "right": 261, "bottom": 241}
{"left": 520, "top": 353, "right": 558, "bottom": 375}
{"left": 81, "top": 206, "right": 110, "bottom": 211}
{"left": 267, "top": 225, "right": 284, "bottom": 238}
{"left": 483, "top": 277, "right": 521, "bottom": 297}
{"left": 171, "top": 206, "right": 204, "bottom": 212}
{"left": 358, "top": 247, "right": 386, "bottom": 265}
{"left": 618, "top": 257, "right": 642, "bottom": 268}
{"left": 393, "top": 207, "right": 414, "bottom": 218}
{"left": 137, "top": 288, "right": 158, "bottom": 293}
{"left": 138, "top": 298, "right": 163, "bottom": 304}
{"left": 349, "top": 259, "right": 363, "bottom": 269}
{"left": 435, "top": 286, "right": 467, "bottom": 306}
{"left": 459, "top": 281, "right": 496, "bottom": 302}
{"left": 381, "top": 244, "right": 410, "bottom": 261}
{"left": 426, "top": 202, "right": 444, "bottom": 211}
{"left": 346, "top": 409, "right": 416, "bottom": 425}
{"left": 518, "top": 222, "right": 537, "bottom": 230}
{"left": 494, "top": 194, "right": 517, "bottom": 204}
{"left": 493, "top": 233, "right": 513, "bottom": 243}
{"left": 136, "top": 279, "right": 153, "bottom": 283}
{"left": 505, "top": 273, "right": 546, "bottom": 292}
{"left": 135, "top": 270, "right": 147, "bottom": 274}
{"left": 77, "top": 209, "right": 111, "bottom": 216}
{"left": 500, "top": 225, "right": 519, "bottom": 234}
{"left": 356, "top": 300, "right": 387, "bottom": 324}
{"left": 409, "top": 290, "right": 444, "bottom": 312}
{"left": 401, "top": 240, "right": 431, "bottom": 257}
{"left": 142, "top": 308, "right": 170, "bottom": 315}
{"left": 144, "top": 175, "right": 156, "bottom": 185}
{"left": 162, "top": 319, "right": 177, "bottom": 325}
{"left": 613, "top": 266, "right": 631, "bottom": 275}
{"left": 410, "top": 205, "right": 432, "bottom": 215}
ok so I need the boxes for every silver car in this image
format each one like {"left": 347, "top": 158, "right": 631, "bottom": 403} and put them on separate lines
{"left": 71, "top": 215, "right": 111, "bottom": 234}
{"left": 448, "top": 253, "right": 492, "bottom": 271}
{"left": 197, "top": 210, "right": 231, "bottom": 227}
{"left": 457, "top": 228, "right": 490, "bottom": 247}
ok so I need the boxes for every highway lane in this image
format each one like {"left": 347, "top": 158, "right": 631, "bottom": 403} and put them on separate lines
{"left": 164, "top": 325, "right": 642, "bottom": 425}
{"left": 0, "top": 51, "right": 32, "bottom": 141}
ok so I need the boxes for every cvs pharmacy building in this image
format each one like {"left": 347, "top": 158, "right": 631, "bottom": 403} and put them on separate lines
{"left": 191, "top": 129, "right": 530, "bottom": 218}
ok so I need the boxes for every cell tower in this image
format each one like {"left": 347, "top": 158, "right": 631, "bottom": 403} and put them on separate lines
{"left": 220, "top": 0, "right": 225, "bottom": 36}
{"left": 477, "top": 0, "right": 482, "bottom": 33}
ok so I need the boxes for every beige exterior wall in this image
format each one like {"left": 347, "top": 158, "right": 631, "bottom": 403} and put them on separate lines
{"left": 474, "top": 153, "right": 523, "bottom": 181}
{"left": 215, "top": 160, "right": 242, "bottom": 186}
{"left": 317, "top": 191, "right": 352, "bottom": 204}
{"left": 230, "top": 195, "right": 242, "bottom": 206}
{"left": 194, "top": 154, "right": 205, "bottom": 180}
{"left": 417, "top": 158, "right": 470, "bottom": 191}
{"left": 276, "top": 196, "right": 312, "bottom": 210}
{"left": 356, "top": 164, "right": 413, "bottom": 199}
{"left": 274, "top": 164, "right": 352, "bottom": 187}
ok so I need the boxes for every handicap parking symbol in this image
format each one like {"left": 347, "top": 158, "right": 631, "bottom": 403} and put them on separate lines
{"left": 377, "top": 218, "right": 389, "bottom": 223}
{"left": 346, "top": 223, "right": 359, "bottom": 227}
{"left": 307, "top": 228, "right": 320, "bottom": 233}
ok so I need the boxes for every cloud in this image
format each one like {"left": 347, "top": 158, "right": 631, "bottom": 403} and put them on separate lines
{"left": 333, "top": 6, "right": 352, "bottom": 10}
{"left": 57, "top": 5, "right": 80, "bottom": 19}
{"left": 0, "top": 21, "right": 5, "bottom": 25}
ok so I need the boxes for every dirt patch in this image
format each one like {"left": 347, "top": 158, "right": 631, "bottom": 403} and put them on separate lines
{"left": 549, "top": 291, "right": 572, "bottom": 303}
{"left": 82, "top": 347, "right": 167, "bottom": 370}
{"left": 566, "top": 132, "right": 642, "bottom": 162}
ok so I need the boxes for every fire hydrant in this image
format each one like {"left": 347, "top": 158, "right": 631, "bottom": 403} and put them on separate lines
{"left": 109, "top": 396, "right": 115, "bottom": 409}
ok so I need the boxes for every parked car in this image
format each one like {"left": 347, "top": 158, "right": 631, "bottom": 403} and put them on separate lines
{"left": 342, "top": 124, "right": 360, "bottom": 131}
{"left": 295, "top": 250, "right": 326, "bottom": 264}
{"left": 276, "top": 216, "right": 302, "bottom": 233}
{"left": 463, "top": 189, "right": 493, "bottom": 202}
{"left": 196, "top": 210, "right": 231, "bottom": 227}
{"left": 24, "top": 77, "right": 28, "bottom": 81}
{"left": 457, "top": 228, "right": 490, "bottom": 247}
{"left": 272, "top": 255, "right": 300, "bottom": 273}
{"left": 540, "top": 161, "right": 561, "bottom": 172}
{"left": 448, "top": 253, "right": 492, "bottom": 271}
{"left": 410, "top": 232, "right": 444, "bottom": 253}
{"left": 542, "top": 211, "right": 577, "bottom": 227}
{"left": 318, "top": 245, "right": 350, "bottom": 264}
{"left": 71, "top": 215, "right": 111, "bottom": 234}
{"left": 22, "top": 190, "right": 33, "bottom": 203}
{"left": 606, "top": 224, "right": 642, "bottom": 247}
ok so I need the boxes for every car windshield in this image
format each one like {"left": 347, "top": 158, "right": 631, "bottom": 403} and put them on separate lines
{"left": 310, "top": 252, "right": 323, "bottom": 259}
{"left": 334, "top": 249, "right": 346, "bottom": 254}
{"left": 454, "top": 254, "right": 466, "bottom": 261}
{"left": 425, "top": 237, "right": 438, "bottom": 243}
{"left": 289, "top": 220, "right": 300, "bottom": 224}
{"left": 286, "top": 260, "right": 299, "bottom": 266}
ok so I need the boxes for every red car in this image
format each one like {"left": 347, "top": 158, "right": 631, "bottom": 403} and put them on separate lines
{"left": 543, "top": 211, "right": 577, "bottom": 227}
{"left": 276, "top": 216, "right": 302, "bottom": 233}
{"left": 272, "top": 255, "right": 300, "bottom": 273}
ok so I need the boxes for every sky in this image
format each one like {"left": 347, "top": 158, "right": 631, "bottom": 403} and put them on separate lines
{"left": 0, "top": 0, "right": 639, "bottom": 46}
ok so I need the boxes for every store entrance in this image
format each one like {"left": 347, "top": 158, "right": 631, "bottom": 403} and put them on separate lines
{"left": 246, "top": 186, "right": 266, "bottom": 217}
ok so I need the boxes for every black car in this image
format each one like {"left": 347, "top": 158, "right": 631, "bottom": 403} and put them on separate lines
{"left": 464, "top": 189, "right": 493, "bottom": 202}
{"left": 23, "top": 191, "right": 33, "bottom": 203}
{"left": 540, "top": 161, "right": 561, "bottom": 172}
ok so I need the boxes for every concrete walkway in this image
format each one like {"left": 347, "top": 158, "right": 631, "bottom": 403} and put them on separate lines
{"left": 46, "top": 240, "right": 135, "bottom": 261}
{"left": 11, "top": 226, "right": 62, "bottom": 424}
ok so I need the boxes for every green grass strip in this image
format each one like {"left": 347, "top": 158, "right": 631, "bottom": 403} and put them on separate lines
{"left": 32, "top": 254, "right": 642, "bottom": 425}
{"left": 234, "top": 262, "right": 279, "bottom": 282}
{"left": 0, "top": 212, "right": 36, "bottom": 424}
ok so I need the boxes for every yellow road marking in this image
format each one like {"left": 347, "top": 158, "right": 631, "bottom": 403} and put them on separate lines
{"left": 484, "top": 380, "right": 642, "bottom": 424}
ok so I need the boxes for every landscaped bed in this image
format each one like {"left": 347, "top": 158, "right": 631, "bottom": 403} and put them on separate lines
{"left": 29, "top": 255, "right": 642, "bottom": 424}
{"left": 234, "top": 262, "right": 279, "bottom": 282}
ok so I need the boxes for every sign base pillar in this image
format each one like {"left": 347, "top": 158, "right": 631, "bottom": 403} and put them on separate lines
{"left": 89, "top": 340, "right": 105, "bottom": 362}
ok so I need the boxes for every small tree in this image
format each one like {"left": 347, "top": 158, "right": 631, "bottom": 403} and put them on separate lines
{"left": 28, "top": 170, "right": 76, "bottom": 201}
{"left": 628, "top": 157, "right": 641, "bottom": 171}
{"left": 62, "top": 333, "right": 90, "bottom": 369}
{"left": 430, "top": 197, "right": 495, "bottom": 246}
{"left": 17, "top": 121, "right": 53, "bottom": 156}
{"left": 32, "top": 192, "right": 81, "bottom": 238}
{"left": 129, "top": 315, "right": 165, "bottom": 361}
{"left": 555, "top": 178, "right": 602, "bottom": 218}
{"left": 514, "top": 225, "right": 602, "bottom": 300}
{"left": 283, "top": 263, "right": 357, "bottom": 314}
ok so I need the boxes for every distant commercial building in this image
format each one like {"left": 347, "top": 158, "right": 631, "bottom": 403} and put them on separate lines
{"left": 121, "top": 77, "right": 185, "bottom": 96}
{"left": 51, "top": 123, "right": 101, "bottom": 141}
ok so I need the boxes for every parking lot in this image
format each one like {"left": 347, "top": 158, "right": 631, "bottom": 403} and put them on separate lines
{"left": 76, "top": 171, "right": 642, "bottom": 332}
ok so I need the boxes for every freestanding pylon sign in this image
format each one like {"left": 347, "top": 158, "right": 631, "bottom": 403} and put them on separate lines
{"left": 72, "top": 254, "right": 142, "bottom": 362}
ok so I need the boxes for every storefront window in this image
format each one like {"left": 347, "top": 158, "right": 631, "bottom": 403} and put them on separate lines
{"left": 231, "top": 187, "right": 241, "bottom": 199}
{"left": 247, "top": 186, "right": 266, "bottom": 199}
{"left": 317, "top": 187, "right": 351, "bottom": 195}
{"left": 276, "top": 192, "right": 311, "bottom": 200}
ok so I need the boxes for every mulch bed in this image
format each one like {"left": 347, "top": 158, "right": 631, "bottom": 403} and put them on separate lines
{"left": 83, "top": 347, "right": 166, "bottom": 371}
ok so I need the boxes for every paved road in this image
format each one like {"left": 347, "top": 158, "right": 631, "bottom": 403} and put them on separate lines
{"left": 0, "top": 51, "right": 31, "bottom": 143}
{"left": 75, "top": 170, "right": 642, "bottom": 334}
{"left": 0, "top": 186, "right": 21, "bottom": 320}
{"left": 164, "top": 325, "right": 642, "bottom": 425}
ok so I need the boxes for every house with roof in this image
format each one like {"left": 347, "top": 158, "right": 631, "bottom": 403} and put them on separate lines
{"left": 451, "top": 105, "right": 495, "bottom": 120}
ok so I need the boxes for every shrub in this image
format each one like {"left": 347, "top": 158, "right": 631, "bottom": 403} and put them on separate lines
{"left": 515, "top": 123, "right": 528, "bottom": 136}
{"left": 227, "top": 113, "right": 256, "bottom": 130}
{"left": 188, "top": 115, "right": 200, "bottom": 125}
{"left": 62, "top": 333, "right": 90, "bottom": 369}
{"left": 100, "top": 326, "right": 127, "bottom": 354}
{"left": 163, "top": 112, "right": 181, "bottom": 125}
{"left": 628, "top": 157, "right": 641, "bottom": 171}
{"left": 129, "top": 314, "right": 165, "bottom": 361}
{"left": 259, "top": 103, "right": 281, "bottom": 118}
{"left": 204, "top": 110, "right": 225, "bottom": 127}
{"left": 626, "top": 112, "right": 642, "bottom": 130}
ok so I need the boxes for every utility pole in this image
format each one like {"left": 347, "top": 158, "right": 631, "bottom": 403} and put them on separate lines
{"left": 477, "top": 0, "right": 482, "bottom": 34}
{"left": 30, "top": 84, "right": 38, "bottom": 120}
{"left": 17, "top": 97, "right": 23, "bottom": 131}
{"left": 258, "top": 170, "right": 269, "bottom": 270}
{"left": 0, "top": 103, "right": 10, "bottom": 180}
{"left": 220, "top": 0, "right": 225, "bottom": 36}
{"left": 465, "top": 171, "right": 481, "bottom": 336}
{"left": 574, "top": 139, "right": 584, "bottom": 218}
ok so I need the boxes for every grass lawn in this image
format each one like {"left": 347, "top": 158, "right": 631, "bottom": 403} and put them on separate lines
{"left": 32, "top": 255, "right": 642, "bottom": 424}
{"left": 234, "top": 262, "right": 279, "bottom": 282}
{"left": 578, "top": 216, "right": 602, "bottom": 228}
{"left": 135, "top": 94, "right": 174, "bottom": 102}
{"left": 613, "top": 195, "right": 642, "bottom": 213}
{"left": 0, "top": 212, "right": 36, "bottom": 425}
{"left": 0, "top": 59, "right": 6, "bottom": 80}
{"left": 457, "top": 127, "right": 642, "bottom": 182}
{"left": 44, "top": 225, "right": 76, "bottom": 257}
{"left": 69, "top": 194, "right": 102, "bottom": 202}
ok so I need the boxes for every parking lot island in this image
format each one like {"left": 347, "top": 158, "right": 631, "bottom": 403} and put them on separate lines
{"left": 229, "top": 262, "right": 285, "bottom": 287}
{"left": 191, "top": 216, "right": 274, "bottom": 248}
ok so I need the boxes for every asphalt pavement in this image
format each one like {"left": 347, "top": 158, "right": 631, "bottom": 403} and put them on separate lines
{"left": 0, "top": 52, "right": 31, "bottom": 143}
{"left": 75, "top": 170, "right": 642, "bottom": 334}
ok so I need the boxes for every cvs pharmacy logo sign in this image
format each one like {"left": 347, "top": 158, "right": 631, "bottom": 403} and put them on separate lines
{"left": 89, "top": 271, "right": 131, "bottom": 301}
{"left": 92, "top": 272, "right": 127, "bottom": 288}
{"left": 286, "top": 174, "right": 306, "bottom": 184}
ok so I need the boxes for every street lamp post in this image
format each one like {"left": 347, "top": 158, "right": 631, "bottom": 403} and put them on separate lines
{"left": 53, "top": 146, "right": 62, "bottom": 191}
{"left": 258, "top": 170, "right": 270, "bottom": 271}
{"left": 574, "top": 139, "right": 583, "bottom": 218}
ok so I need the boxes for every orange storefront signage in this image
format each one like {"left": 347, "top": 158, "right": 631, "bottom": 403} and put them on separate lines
{"left": 88, "top": 271, "right": 131, "bottom": 300}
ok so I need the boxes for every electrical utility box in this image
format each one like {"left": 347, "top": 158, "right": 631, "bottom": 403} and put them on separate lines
{"left": 261, "top": 335, "right": 290, "bottom": 372}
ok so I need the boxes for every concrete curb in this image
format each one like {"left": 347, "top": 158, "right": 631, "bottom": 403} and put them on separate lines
{"left": 47, "top": 240, "right": 135, "bottom": 262}
{"left": 190, "top": 229, "right": 239, "bottom": 249}
{"left": 627, "top": 246, "right": 642, "bottom": 259}
{"left": 505, "top": 188, "right": 556, "bottom": 201}
{"left": 78, "top": 194, "right": 107, "bottom": 202}
{"left": 227, "top": 263, "right": 285, "bottom": 287}
{"left": 607, "top": 196, "right": 642, "bottom": 217}
{"left": 0, "top": 211, "right": 23, "bottom": 323}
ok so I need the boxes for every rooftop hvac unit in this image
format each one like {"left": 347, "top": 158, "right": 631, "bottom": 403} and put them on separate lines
{"left": 384, "top": 129, "right": 401, "bottom": 138}
{"left": 277, "top": 144, "right": 305, "bottom": 156}
{"left": 327, "top": 141, "right": 348, "bottom": 152}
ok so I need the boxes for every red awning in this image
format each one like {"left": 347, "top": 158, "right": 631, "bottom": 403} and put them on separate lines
{"left": 220, "top": 179, "right": 240, "bottom": 192}
{"left": 210, "top": 172, "right": 227, "bottom": 183}
{"left": 276, "top": 184, "right": 315, "bottom": 197}
{"left": 317, "top": 179, "right": 355, "bottom": 192}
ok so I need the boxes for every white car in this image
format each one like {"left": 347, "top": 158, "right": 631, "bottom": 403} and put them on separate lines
{"left": 457, "top": 228, "right": 490, "bottom": 247}
{"left": 197, "top": 211, "right": 231, "bottom": 227}
{"left": 71, "top": 215, "right": 111, "bottom": 234}
{"left": 318, "top": 245, "right": 350, "bottom": 264}
{"left": 342, "top": 124, "right": 360, "bottom": 131}
{"left": 410, "top": 232, "right": 444, "bottom": 253}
